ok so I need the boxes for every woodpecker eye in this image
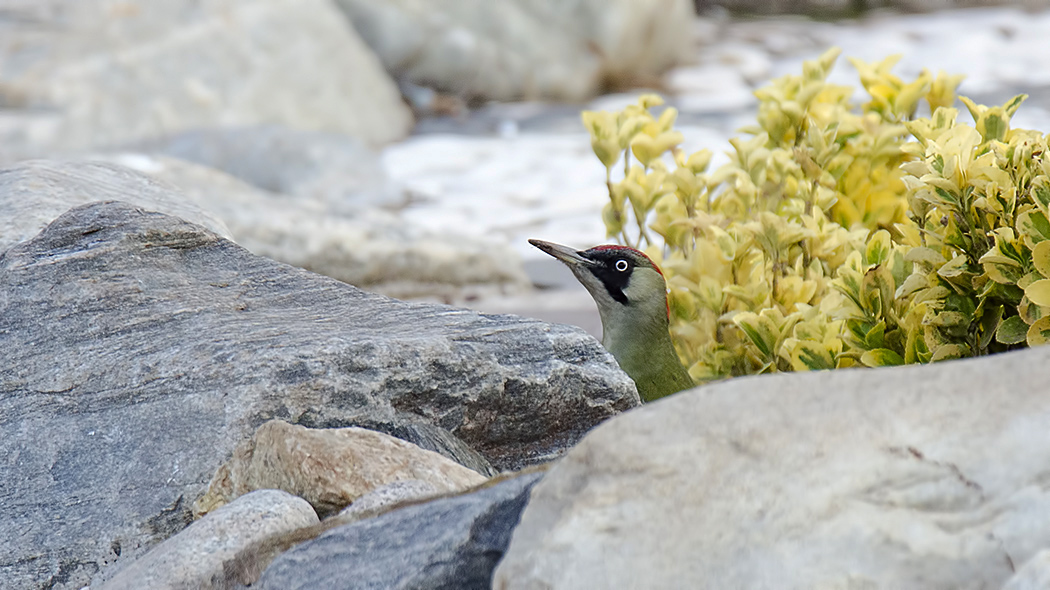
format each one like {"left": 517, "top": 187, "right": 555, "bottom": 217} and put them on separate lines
{"left": 614, "top": 259, "right": 629, "bottom": 272}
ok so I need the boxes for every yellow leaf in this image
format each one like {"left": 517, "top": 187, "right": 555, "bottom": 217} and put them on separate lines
{"left": 1034, "top": 240, "right": 1050, "bottom": 278}
{"left": 1025, "top": 279, "right": 1050, "bottom": 307}
{"left": 1028, "top": 316, "right": 1050, "bottom": 346}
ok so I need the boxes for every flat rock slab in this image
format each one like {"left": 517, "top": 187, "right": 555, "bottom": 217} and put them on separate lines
{"left": 495, "top": 346, "right": 1050, "bottom": 590}
{"left": 0, "top": 202, "right": 636, "bottom": 589}
{"left": 255, "top": 472, "right": 544, "bottom": 590}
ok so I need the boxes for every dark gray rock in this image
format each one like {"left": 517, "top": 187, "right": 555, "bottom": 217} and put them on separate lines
{"left": 0, "top": 202, "right": 637, "bottom": 589}
{"left": 255, "top": 472, "right": 544, "bottom": 590}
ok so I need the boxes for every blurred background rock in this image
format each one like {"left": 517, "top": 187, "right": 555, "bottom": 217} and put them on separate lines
{"left": 3, "top": 0, "right": 1050, "bottom": 337}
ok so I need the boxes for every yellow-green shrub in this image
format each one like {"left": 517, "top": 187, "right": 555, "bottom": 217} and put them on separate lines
{"left": 581, "top": 47, "right": 1043, "bottom": 381}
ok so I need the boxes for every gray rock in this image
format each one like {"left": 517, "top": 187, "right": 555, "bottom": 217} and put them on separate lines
{"left": 92, "top": 154, "right": 532, "bottom": 299}
{"left": 133, "top": 126, "right": 404, "bottom": 211}
{"left": 0, "top": 201, "right": 636, "bottom": 589}
{"left": 334, "top": 0, "right": 693, "bottom": 102}
{"left": 0, "top": 0, "right": 411, "bottom": 153}
{"left": 97, "top": 490, "right": 318, "bottom": 590}
{"left": 255, "top": 472, "right": 544, "bottom": 590}
{"left": 358, "top": 420, "right": 497, "bottom": 477}
{"left": 337, "top": 479, "right": 441, "bottom": 520}
{"left": 495, "top": 347, "right": 1050, "bottom": 589}
{"left": 1003, "top": 549, "right": 1050, "bottom": 590}
{"left": 0, "top": 159, "right": 233, "bottom": 253}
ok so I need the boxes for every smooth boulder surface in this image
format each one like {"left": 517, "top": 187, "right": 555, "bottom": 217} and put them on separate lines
{"left": 97, "top": 489, "right": 318, "bottom": 590}
{"left": 134, "top": 125, "right": 405, "bottom": 210}
{"left": 494, "top": 346, "right": 1050, "bottom": 590}
{"left": 1003, "top": 549, "right": 1050, "bottom": 590}
{"left": 0, "top": 159, "right": 233, "bottom": 252}
{"left": 94, "top": 154, "right": 532, "bottom": 298}
{"left": 334, "top": 0, "right": 692, "bottom": 101}
{"left": 0, "top": 0, "right": 411, "bottom": 153}
{"left": 0, "top": 202, "right": 637, "bottom": 590}
{"left": 194, "top": 420, "right": 488, "bottom": 518}
{"left": 255, "top": 471, "right": 544, "bottom": 590}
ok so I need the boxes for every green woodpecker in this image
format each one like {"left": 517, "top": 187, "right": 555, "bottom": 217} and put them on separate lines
{"left": 529, "top": 239, "right": 694, "bottom": 402}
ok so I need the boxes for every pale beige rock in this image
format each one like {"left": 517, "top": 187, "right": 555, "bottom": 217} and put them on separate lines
{"left": 195, "top": 420, "right": 488, "bottom": 518}
{"left": 98, "top": 489, "right": 317, "bottom": 590}
{"left": 494, "top": 347, "right": 1050, "bottom": 590}
{"left": 334, "top": 0, "right": 692, "bottom": 101}
{"left": 0, "top": 0, "right": 411, "bottom": 152}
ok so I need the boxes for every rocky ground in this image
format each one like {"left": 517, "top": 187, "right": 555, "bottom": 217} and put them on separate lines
{"left": 5, "top": 1, "right": 1050, "bottom": 589}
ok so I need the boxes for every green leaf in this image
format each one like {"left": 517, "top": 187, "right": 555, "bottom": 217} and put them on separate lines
{"left": 996, "top": 315, "right": 1029, "bottom": 344}
{"left": 864, "top": 321, "right": 887, "bottom": 350}
{"left": 905, "top": 247, "right": 946, "bottom": 268}
{"left": 860, "top": 348, "right": 905, "bottom": 367}
{"left": 930, "top": 344, "right": 969, "bottom": 362}
{"left": 864, "top": 230, "right": 892, "bottom": 266}
{"left": 1017, "top": 210, "right": 1050, "bottom": 243}
{"left": 1034, "top": 178, "right": 1050, "bottom": 215}
{"left": 734, "top": 312, "right": 778, "bottom": 360}
{"left": 789, "top": 342, "right": 835, "bottom": 371}
{"left": 979, "top": 304, "right": 1003, "bottom": 350}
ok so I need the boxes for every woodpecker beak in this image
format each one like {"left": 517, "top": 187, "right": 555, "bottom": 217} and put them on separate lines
{"left": 528, "top": 239, "right": 598, "bottom": 269}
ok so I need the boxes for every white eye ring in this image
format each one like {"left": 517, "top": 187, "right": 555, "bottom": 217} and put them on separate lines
{"left": 615, "top": 259, "right": 629, "bottom": 272}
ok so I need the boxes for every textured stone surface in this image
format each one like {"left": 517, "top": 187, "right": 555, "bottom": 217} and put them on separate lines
{"left": 337, "top": 479, "right": 441, "bottom": 520}
{"left": 256, "top": 472, "right": 543, "bottom": 590}
{"left": 1003, "top": 549, "right": 1050, "bottom": 590}
{"left": 335, "top": 0, "right": 692, "bottom": 101}
{"left": 0, "top": 0, "right": 411, "bottom": 152}
{"left": 195, "top": 420, "right": 488, "bottom": 518}
{"left": 495, "top": 347, "right": 1050, "bottom": 589}
{"left": 0, "top": 159, "right": 232, "bottom": 253}
{"left": 134, "top": 125, "right": 404, "bottom": 210}
{"left": 98, "top": 153, "right": 532, "bottom": 298}
{"left": 0, "top": 202, "right": 637, "bottom": 589}
{"left": 97, "top": 490, "right": 317, "bottom": 590}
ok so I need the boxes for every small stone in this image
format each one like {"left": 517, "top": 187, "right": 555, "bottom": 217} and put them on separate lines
{"left": 337, "top": 479, "right": 441, "bottom": 520}
{"left": 97, "top": 490, "right": 317, "bottom": 590}
{"left": 194, "top": 420, "right": 489, "bottom": 519}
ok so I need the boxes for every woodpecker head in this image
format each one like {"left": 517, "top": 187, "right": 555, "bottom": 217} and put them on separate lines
{"left": 530, "top": 238, "right": 693, "bottom": 402}
{"left": 528, "top": 239, "right": 670, "bottom": 331}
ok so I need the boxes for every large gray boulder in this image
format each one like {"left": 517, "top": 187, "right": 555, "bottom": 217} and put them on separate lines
{"left": 0, "top": 159, "right": 233, "bottom": 251}
{"left": 0, "top": 0, "right": 411, "bottom": 153}
{"left": 132, "top": 126, "right": 405, "bottom": 211}
{"left": 255, "top": 471, "right": 544, "bottom": 590}
{"left": 495, "top": 346, "right": 1050, "bottom": 589}
{"left": 334, "top": 0, "right": 693, "bottom": 102}
{"left": 2, "top": 158, "right": 531, "bottom": 298}
{"left": 0, "top": 202, "right": 637, "bottom": 590}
